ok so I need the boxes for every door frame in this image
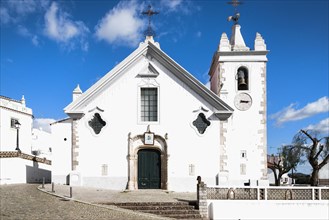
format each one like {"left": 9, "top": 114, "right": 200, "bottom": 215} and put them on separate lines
{"left": 127, "top": 133, "right": 168, "bottom": 190}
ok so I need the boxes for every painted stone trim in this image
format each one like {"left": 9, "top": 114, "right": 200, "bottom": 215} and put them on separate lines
{"left": 71, "top": 119, "right": 80, "bottom": 171}
{"left": 127, "top": 132, "right": 168, "bottom": 190}
{"left": 0, "top": 151, "right": 51, "bottom": 165}
{"left": 219, "top": 121, "right": 228, "bottom": 172}
{"left": 258, "top": 64, "right": 267, "bottom": 179}
{"left": 197, "top": 180, "right": 208, "bottom": 219}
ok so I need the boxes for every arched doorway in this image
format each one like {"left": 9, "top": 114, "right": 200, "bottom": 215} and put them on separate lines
{"left": 138, "top": 149, "right": 161, "bottom": 189}
{"left": 127, "top": 132, "right": 168, "bottom": 190}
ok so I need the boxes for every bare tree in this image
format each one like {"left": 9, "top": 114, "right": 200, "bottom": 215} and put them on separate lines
{"left": 268, "top": 145, "right": 302, "bottom": 186}
{"left": 293, "top": 129, "right": 329, "bottom": 186}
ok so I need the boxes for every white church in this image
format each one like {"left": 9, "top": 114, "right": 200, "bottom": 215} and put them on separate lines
{"left": 51, "top": 7, "right": 268, "bottom": 192}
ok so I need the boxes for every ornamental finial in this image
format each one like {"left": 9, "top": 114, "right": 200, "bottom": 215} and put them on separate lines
{"left": 227, "top": 0, "right": 243, "bottom": 25}
{"left": 142, "top": 5, "right": 159, "bottom": 37}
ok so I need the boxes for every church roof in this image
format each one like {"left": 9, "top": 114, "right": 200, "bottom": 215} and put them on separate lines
{"left": 64, "top": 40, "right": 233, "bottom": 119}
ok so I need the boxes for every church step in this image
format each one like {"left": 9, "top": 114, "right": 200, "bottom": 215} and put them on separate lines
{"left": 106, "top": 202, "right": 202, "bottom": 219}
{"left": 139, "top": 209, "right": 200, "bottom": 215}
{"left": 117, "top": 205, "right": 196, "bottom": 210}
{"left": 162, "top": 214, "right": 203, "bottom": 219}
{"left": 105, "top": 202, "right": 193, "bottom": 206}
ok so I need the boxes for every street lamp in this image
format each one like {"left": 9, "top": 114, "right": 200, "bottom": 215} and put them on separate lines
{"left": 14, "top": 121, "right": 21, "bottom": 151}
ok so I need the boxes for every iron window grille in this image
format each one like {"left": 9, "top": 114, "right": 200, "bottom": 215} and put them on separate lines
{"left": 141, "top": 88, "right": 158, "bottom": 122}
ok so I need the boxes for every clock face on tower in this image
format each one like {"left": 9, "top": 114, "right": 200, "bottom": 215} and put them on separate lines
{"left": 234, "top": 93, "right": 252, "bottom": 111}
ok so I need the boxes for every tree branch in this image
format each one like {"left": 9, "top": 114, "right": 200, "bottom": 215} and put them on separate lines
{"left": 314, "top": 144, "right": 324, "bottom": 160}
{"left": 319, "top": 154, "right": 329, "bottom": 170}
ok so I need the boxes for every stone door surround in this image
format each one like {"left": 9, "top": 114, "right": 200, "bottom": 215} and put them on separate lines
{"left": 127, "top": 132, "right": 168, "bottom": 190}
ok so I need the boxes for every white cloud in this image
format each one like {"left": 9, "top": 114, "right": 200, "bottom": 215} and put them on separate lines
{"left": 32, "top": 35, "right": 39, "bottom": 46}
{"left": 17, "top": 25, "right": 40, "bottom": 46}
{"left": 0, "top": 7, "right": 11, "bottom": 24}
{"left": 160, "top": 0, "right": 195, "bottom": 15}
{"left": 94, "top": 0, "right": 145, "bottom": 47}
{"left": 196, "top": 31, "right": 202, "bottom": 38}
{"left": 1, "top": 0, "right": 50, "bottom": 24}
{"left": 305, "top": 118, "right": 329, "bottom": 135}
{"left": 33, "top": 118, "right": 56, "bottom": 133}
{"left": 8, "top": 0, "right": 40, "bottom": 15}
{"left": 44, "top": 2, "right": 89, "bottom": 50}
{"left": 160, "top": 0, "right": 183, "bottom": 11}
{"left": 270, "top": 96, "right": 329, "bottom": 125}
{"left": 17, "top": 25, "right": 30, "bottom": 36}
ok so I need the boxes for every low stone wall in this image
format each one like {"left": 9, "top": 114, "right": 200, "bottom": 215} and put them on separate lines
{"left": 208, "top": 200, "right": 329, "bottom": 220}
{"left": 196, "top": 181, "right": 329, "bottom": 219}
{"left": 0, "top": 151, "right": 51, "bottom": 165}
{"left": 0, "top": 151, "right": 51, "bottom": 184}
{"left": 206, "top": 186, "right": 329, "bottom": 200}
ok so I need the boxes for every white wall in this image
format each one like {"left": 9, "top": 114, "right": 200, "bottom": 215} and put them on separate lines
{"left": 0, "top": 97, "right": 33, "bottom": 154}
{"left": 208, "top": 200, "right": 329, "bottom": 220}
{"left": 0, "top": 158, "right": 51, "bottom": 184}
{"left": 32, "top": 128, "right": 52, "bottom": 157}
{"left": 217, "top": 60, "right": 267, "bottom": 185}
{"left": 320, "top": 163, "right": 329, "bottom": 179}
{"left": 68, "top": 54, "right": 222, "bottom": 191}
{"left": 51, "top": 119, "right": 72, "bottom": 184}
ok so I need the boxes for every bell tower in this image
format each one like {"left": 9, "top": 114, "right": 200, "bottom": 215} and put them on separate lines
{"left": 209, "top": 0, "right": 269, "bottom": 186}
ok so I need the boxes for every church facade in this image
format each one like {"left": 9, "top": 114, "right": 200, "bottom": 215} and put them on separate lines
{"left": 52, "top": 18, "right": 269, "bottom": 191}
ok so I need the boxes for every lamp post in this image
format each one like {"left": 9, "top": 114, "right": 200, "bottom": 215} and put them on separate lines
{"left": 14, "top": 121, "right": 21, "bottom": 151}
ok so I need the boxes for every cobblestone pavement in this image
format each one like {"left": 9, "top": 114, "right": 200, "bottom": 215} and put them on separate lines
{"left": 0, "top": 184, "right": 174, "bottom": 220}
{"left": 41, "top": 184, "right": 196, "bottom": 204}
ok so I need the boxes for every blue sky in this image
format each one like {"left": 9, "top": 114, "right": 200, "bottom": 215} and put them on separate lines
{"left": 1, "top": 0, "right": 328, "bottom": 172}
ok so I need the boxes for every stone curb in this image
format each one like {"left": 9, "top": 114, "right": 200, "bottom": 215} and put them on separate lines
{"left": 37, "top": 185, "right": 173, "bottom": 220}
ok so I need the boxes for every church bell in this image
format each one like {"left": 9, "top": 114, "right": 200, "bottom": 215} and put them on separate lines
{"left": 238, "top": 77, "right": 248, "bottom": 90}
{"left": 237, "top": 69, "right": 248, "bottom": 90}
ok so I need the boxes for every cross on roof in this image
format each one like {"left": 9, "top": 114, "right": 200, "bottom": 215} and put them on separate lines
{"left": 142, "top": 5, "right": 159, "bottom": 37}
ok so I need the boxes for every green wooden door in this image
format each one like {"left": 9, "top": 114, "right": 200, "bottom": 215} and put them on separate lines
{"left": 138, "top": 149, "right": 161, "bottom": 189}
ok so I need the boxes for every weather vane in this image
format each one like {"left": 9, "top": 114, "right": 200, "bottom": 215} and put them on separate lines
{"left": 142, "top": 5, "right": 159, "bottom": 37}
{"left": 227, "top": 0, "right": 243, "bottom": 25}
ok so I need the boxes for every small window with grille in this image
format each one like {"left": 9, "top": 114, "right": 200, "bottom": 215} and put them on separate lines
{"left": 88, "top": 113, "right": 106, "bottom": 135}
{"left": 101, "top": 164, "right": 108, "bottom": 176}
{"left": 141, "top": 88, "right": 158, "bottom": 122}
{"left": 189, "top": 164, "right": 195, "bottom": 176}
{"left": 240, "top": 163, "right": 246, "bottom": 175}
{"left": 193, "top": 113, "right": 211, "bottom": 134}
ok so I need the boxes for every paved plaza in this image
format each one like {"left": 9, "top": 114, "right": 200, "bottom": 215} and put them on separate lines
{"left": 0, "top": 184, "right": 196, "bottom": 220}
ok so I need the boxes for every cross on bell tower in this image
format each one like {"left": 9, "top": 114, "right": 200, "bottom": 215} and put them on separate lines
{"left": 227, "top": 0, "right": 243, "bottom": 25}
{"left": 142, "top": 5, "right": 159, "bottom": 37}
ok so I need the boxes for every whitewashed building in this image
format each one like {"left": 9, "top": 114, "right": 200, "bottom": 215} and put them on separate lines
{"left": 208, "top": 20, "right": 268, "bottom": 186}
{"left": 0, "top": 95, "right": 33, "bottom": 153}
{"left": 319, "top": 163, "right": 329, "bottom": 186}
{"left": 0, "top": 96, "right": 51, "bottom": 184}
{"left": 52, "top": 36, "right": 233, "bottom": 191}
{"left": 31, "top": 128, "right": 52, "bottom": 157}
{"left": 52, "top": 12, "right": 269, "bottom": 191}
